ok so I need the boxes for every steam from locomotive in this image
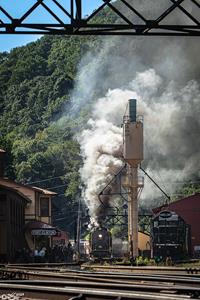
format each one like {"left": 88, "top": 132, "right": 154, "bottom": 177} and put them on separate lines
{"left": 78, "top": 69, "right": 200, "bottom": 222}
{"left": 71, "top": 3, "right": 200, "bottom": 220}
{"left": 79, "top": 91, "right": 125, "bottom": 223}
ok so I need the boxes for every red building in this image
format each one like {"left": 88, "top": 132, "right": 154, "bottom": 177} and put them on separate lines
{"left": 153, "top": 193, "right": 200, "bottom": 256}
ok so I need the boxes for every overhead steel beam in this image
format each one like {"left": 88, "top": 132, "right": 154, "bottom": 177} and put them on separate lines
{"left": 75, "top": 0, "right": 82, "bottom": 21}
{"left": 0, "top": 0, "right": 199, "bottom": 36}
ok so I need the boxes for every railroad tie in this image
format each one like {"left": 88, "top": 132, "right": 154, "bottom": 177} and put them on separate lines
{"left": 69, "top": 294, "right": 85, "bottom": 300}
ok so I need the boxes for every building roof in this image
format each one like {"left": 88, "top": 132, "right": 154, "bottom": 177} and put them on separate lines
{"left": 152, "top": 193, "right": 200, "bottom": 214}
{"left": 0, "top": 185, "right": 31, "bottom": 203}
{"left": 25, "top": 220, "right": 57, "bottom": 230}
{"left": 31, "top": 185, "right": 57, "bottom": 195}
{"left": 0, "top": 178, "right": 57, "bottom": 201}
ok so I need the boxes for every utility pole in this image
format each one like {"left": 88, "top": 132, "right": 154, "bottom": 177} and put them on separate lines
{"left": 76, "top": 197, "right": 81, "bottom": 261}
{"left": 123, "top": 99, "right": 143, "bottom": 260}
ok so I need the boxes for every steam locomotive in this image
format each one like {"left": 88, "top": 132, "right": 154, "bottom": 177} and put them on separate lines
{"left": 152, "top": 210, "right": 190, "bottom": 260}
{"left": 89, "top": 226, "right": 112, "bottom": 260}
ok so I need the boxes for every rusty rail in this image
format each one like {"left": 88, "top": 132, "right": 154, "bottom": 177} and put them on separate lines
{"left": 0, "top": 282, "right": 197, "bottom": 300}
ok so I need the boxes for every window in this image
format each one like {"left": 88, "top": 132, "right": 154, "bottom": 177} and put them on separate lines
{"left": 0, "top": 195, "right": 6, "bottom": 216}
{"left": 40, "top": 197, "right": 49, "bottom": 217}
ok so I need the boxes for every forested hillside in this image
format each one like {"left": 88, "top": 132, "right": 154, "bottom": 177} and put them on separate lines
{"left": 0, "top": 35, "right": 102, "bottom": 233}
{"left": 0, "top": 6, "right": 118, "bottom": 235}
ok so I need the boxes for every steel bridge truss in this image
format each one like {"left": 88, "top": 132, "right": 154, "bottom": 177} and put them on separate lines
{"left": 0, "top": 0, "right": 200, "bottom": 36}
{"left": 96, "top": 164, "right": 151, "bottom": 233}
{"left": 105, "top": 207, "right": 152, "bottom": 234}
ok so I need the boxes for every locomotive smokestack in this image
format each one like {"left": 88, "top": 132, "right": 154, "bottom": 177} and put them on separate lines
{"left": 129, "top": 99, "right": 137, "bottom": 123}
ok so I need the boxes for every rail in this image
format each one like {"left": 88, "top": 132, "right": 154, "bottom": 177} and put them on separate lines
{"left": 2, "top": 265, "right": 200, "bottom": 298}
{"left": 0, "top": 282, "right": 198, "bottom": 300}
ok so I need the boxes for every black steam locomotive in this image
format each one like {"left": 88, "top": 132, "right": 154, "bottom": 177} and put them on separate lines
{"left": 152, "top": 210, "right": 190, "bottom": 260}
{"left": 89, "top": 226, "right": 112, "bottom": 260}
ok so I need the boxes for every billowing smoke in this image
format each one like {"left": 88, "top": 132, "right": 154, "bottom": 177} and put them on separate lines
{"left": 78, "top": 69, "right": 200, "bottom": 219}
{"left": 70, "top": 1, "right": 200, "bottom": 218}
{"left": 78, "top": 93, "right": 125, "bottom": 223}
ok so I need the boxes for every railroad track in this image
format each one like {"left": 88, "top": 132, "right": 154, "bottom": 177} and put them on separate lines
{"left": 1, "top": 265, "right": 200, "bottom": 299}
{"left": 5, "top": 263, "right": 200, "bottom": 275}
{"left": 0, "top": 279, "right": 199, "bottom": 300}
{"left": 6, "top": 262, "right": 79, "bottom": 269}
{"left": 1, "top": 269, "right": 200, "bottom": 296}
{"left": 2, "top": 267, "right": 200, "bottom": 284}
{"left": 82, "top": 264, "right": 200, "bottom": 275}
{"left": 4, "top": 263, "right": 200, "bottom": 275}
{"left": 2, "top": 278, "right": 200, "bottom": 294}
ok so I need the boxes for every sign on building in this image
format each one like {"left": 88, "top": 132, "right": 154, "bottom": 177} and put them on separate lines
{"left": 31, "top": 229, "right": 57, "bottom": 236}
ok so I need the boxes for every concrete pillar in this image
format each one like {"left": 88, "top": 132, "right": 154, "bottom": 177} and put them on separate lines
{"left": 128, "top": 165, "right": 138, "bottom": 259}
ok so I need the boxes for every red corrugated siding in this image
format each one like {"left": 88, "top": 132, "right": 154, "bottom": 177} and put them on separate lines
{"left": 154, "top": 194, "right": 200, "bottom": 254}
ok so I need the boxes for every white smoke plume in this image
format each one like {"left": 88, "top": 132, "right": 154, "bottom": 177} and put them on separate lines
{"left": 69, "top": 1, "right": 200, "bottom": 217}
{"left": 78, "top": 69, "right": 200, "bottom": 218}
{"left": 78, "top": 92, "right": 126, "bottom": 222}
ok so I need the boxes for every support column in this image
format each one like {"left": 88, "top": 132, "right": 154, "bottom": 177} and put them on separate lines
{"left": 75, "top": 0, "right": 82, "bottom": 21}
{"left": 128, "top": 165, "right": 138, "bottom": 259}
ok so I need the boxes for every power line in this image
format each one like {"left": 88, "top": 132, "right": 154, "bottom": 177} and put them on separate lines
{"left": 152, "top": 181, "right": 200, "bottom": 184}
{"left": 140, "top": 166, "right": 171, "bottom": 204}
{"left": 47, "top": 184, "right": 68, "bottom": 190}
{"left": 28, "top": 175, "right": 65, "bottom": 184}
{"left": 144, "top": 141, "right": 170, "bottom": 196}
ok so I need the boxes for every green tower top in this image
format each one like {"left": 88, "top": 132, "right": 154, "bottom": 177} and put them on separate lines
{"left": 129, "top": 99, "right": 137, "bottom": 123}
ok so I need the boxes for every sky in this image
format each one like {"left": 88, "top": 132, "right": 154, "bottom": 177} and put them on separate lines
{"left": 0, "top": 0, "right": 103, "bottom": 52}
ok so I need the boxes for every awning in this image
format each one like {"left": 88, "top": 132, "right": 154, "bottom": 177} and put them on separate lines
{"left": 25, "top": 221, "right": 58, "bottom": 236}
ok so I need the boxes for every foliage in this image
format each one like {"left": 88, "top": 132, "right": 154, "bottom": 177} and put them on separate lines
{"left": 171, "top": 183, "right": 200, "bottom": 202}
{"left": 110, "top": 225, "right": 127, "bottom": 240}
{"left": 0, "top": 33, "right": 101, "bottom": 235}
{"left": 136, "top": 256, "right": 149, "bottom": 266}
{"left": 0, "top": 6, "right": 119, "bottom": 237}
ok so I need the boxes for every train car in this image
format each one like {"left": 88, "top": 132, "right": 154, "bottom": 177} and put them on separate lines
{"left": 89, "top": 226, "right": 112, "bottom": 260}
{"left": 152, "top": 210, "right": 190, "bottom": 260}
